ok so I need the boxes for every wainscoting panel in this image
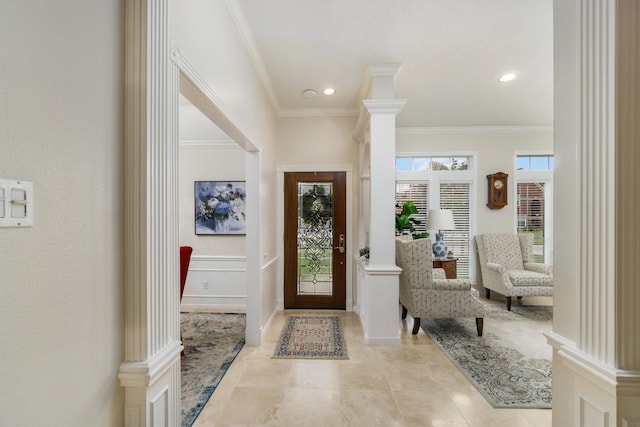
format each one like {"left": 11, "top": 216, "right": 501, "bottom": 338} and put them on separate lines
{"left": 180, "top": 255, "right": 247, "bottom": 311}
{"left": 151, "top": 386, "right": 169, "bottom": 427}
{"left": 579, "top": 396, "right": 609, "bottom": 427}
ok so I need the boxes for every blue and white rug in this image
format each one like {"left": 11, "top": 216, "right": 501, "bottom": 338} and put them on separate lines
{"left": 423, "top": 305, "right": 552, "bottom": 408}
{"left": 273, "top": 315, "right": 348, "bottom": 359}
{"left": 180, "top": 312, "right": 245, "bottom": 427}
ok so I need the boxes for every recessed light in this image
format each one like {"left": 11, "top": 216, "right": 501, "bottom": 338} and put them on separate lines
{"left": 498, "top": 73, "right": 517, "bottom": 82}
{"left": 323, "top": 88, "right": 336, "bottom": 95}
{"left": 302, "top": 89, "right": 317, "bottom": 98}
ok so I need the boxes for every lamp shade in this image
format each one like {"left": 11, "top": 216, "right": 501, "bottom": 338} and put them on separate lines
{"left": 426, "top": 209, "right": 456, "bottom": 231}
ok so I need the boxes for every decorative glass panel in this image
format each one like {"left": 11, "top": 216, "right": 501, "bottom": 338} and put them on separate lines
{"left": 297, "top": 182, "right": 333, "bottom": 296}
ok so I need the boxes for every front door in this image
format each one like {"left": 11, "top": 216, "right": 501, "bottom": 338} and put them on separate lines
{"left": 284, "top": 172, "right": 346, "bottom": 309}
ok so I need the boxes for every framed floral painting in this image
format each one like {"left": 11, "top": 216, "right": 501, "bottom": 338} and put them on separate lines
{"left": 194, "top": 181, "right": 246, "bottom": 235}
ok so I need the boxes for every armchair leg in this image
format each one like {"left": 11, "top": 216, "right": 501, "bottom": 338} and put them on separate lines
{"left": 412, "top": 318, "right": 421, "bottom": 335}
{"left": 475, "top": 318, "right": 484, "bottom": 336}
{"left": 485, "top": 289, "right": 491, "bottom": 299}
{"left": 506, "top": 296, "right": 512, "bottom": 311}
{"left": 401, "top": 304, "right": 408, "bottom": 319}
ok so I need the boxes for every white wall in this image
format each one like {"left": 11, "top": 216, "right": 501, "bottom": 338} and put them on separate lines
{"left": 179, "top": 143, "right": 247, "bottom": 310}
{"left": 0, "top": 1, "right": 124, "bottom": 425}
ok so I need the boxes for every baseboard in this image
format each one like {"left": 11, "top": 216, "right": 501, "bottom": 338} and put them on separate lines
{"left": 364, "top": 335, "right": 401, "bottom": 346}
{"left": 180, "top": 305, "right": 246, "bottom": 313}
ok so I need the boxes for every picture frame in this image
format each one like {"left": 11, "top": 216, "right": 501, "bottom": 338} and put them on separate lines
{"left": 194, "top": 181, "right": 246, "bottom": 235}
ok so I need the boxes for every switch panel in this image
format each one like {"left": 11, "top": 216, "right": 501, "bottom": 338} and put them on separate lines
{"left": 0, "top": 179, "right": 33, "bottom": 228}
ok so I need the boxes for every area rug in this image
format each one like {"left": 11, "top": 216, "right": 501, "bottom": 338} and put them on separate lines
{"left": 272, "top": 315, "right": 348, "bottom": 359}
{"left": 423, "top": 305, "right": 552, "bottom": 409}
{"left": 180, "top": 312, "right": 245, "bottom": 427}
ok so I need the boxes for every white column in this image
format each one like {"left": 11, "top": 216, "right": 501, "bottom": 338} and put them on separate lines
{"left": 365, "top": 100, "right": 406, "bottom": 266}
{"left": 118, "top": 1, "right": 181, "bottom": 426}
{"left": 550, "top": 0, "right": 640, "bottom": 425}
{"left": 358, "top": 99, "right": 406, "bottom": 345}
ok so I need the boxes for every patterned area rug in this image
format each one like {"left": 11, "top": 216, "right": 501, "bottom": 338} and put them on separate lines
{"left": 180, "top": 312, "right": 245, "bottom": 427}
{"left": 273, "top": 315, "right": 348, "bottom": 359}
{"left": 423, "top": 305, "right": 552, "bottom": 409}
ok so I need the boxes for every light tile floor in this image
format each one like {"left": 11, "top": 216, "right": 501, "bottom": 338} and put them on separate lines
{"left": 193, "top": 296, "right": 553, "bottom": 427}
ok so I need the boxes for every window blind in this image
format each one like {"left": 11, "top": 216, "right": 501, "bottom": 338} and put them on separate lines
{"left": 439, "top": 183, "right": 471, "bottom": 278}
{"left": 395, "top": 183, "right": 428, "bottom": 235}
{"left": 517, "top": 182, "right": 545, "bottom": 263}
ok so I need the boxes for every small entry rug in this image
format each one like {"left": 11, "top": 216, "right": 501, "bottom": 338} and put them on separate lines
{"left": 180, "top": 312, "right": 245, "bottom": 427}
{"left": 273, "top": 315, "right": 348, "bottom": 359}
{"left": 423, "top": 305, "right": 552, "bottom": 409}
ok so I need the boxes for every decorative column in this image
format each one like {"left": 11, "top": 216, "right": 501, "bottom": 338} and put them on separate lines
{"left": 118, "top": 1, "right": 182, "bottom": 426}
{"left": 550, "top": 0, "right": 640, "bottom": 425}
{"left": 355, "top": 64, "right": 406, "bottom": 345}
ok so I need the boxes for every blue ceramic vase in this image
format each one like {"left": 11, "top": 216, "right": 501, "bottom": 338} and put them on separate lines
{"left": 432, "top": 233, "right": 447, "bottom": 257}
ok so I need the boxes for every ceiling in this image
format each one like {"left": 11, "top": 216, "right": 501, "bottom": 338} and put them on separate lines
{"left": 235, "top": 0, "right": 554, "bottom": 128}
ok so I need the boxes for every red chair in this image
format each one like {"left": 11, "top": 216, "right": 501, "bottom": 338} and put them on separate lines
{"left": 180, "top": 246, "right": 193, "bottom": 302}
{"left": 179, "top": 246, "right": 193, "bottom": 356}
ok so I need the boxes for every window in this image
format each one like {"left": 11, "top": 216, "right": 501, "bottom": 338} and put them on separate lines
{"left": 516, "top": 155, "right": 554, "bottom": 170}
{"left": 515, "top": 154, "right": 553, "bottom": 263}
{"left": 516, "top": 183, "right": 546, "bottom": 263}
{"left": 396, "top": 154, "right": 475, "bottom": 279}
{"left": 396, "top": 156, "right": 470, "bottom": 171}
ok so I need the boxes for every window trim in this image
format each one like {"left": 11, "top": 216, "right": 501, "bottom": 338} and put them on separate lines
{"left": 513, "top": 151, "right": 554, "bottom": 263}
{"left": 396, "top": 151, "right": 478, "bottom": 280}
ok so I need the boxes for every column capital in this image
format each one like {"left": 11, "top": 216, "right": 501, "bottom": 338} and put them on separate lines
{"left": 367, "top": 63, "right": 402, "bottom": 77}
{"left": 363, "top": 99, "right": 407, "bottom": 115}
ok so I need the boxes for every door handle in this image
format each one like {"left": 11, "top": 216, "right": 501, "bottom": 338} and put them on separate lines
{"left": 334, "top": 234, "right": 345, "bottom": 254}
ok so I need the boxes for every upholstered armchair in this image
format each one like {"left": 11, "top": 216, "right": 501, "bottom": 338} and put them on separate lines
{"left": 396, "top": 238, "right": 485, "bottom": 336}
{"left": 475, "top": 233, "right": 553, "bottom": 310}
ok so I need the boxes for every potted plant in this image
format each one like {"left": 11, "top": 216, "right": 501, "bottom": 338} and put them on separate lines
{"left": 395, "top": 200, "right": 429, "bottom": 240}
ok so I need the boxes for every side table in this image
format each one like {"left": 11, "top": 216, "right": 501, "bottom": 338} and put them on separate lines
{"left": 433, "top": 257, "right": 457, "bottom": 279}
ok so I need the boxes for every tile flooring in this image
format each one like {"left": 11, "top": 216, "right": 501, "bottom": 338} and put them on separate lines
{"left": 192, "top": 297, "right": 553, "bottom": 427}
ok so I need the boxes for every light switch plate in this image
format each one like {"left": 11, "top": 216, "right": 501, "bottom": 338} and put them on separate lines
{"left": 0, "top": 178, "right": 34, "bottom": 228}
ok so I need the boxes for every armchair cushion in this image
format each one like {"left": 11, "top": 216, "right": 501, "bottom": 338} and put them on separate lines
{"left": 433, "top": 268, "right": 447, "bottom": 279}
{"left": 508, "top": 270, "right": 553, "bottom": 286}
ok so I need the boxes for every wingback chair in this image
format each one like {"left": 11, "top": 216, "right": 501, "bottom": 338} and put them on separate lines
{"left": 396, "top": 238, "right": 485, "bottom": 336}
{"left": 475, "top": 233, "right": 553, "bottom": 310}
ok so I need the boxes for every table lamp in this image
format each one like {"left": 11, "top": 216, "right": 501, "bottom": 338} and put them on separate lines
{"left": 426, "top": 209, "right": 456, "bottom": 257}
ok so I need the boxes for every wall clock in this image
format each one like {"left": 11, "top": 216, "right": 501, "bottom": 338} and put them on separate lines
{"left": 486, "top": 172, "right": 508, "bottom": 209}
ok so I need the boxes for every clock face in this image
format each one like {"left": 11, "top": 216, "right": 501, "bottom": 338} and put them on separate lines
{"left": 493, "top": 179, "right": 504, "bottom": 190}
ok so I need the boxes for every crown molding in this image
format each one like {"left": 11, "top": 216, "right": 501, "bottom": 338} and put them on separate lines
{"left": 362, "top": 99, "right": 408, "bottom": 114}
{"left": 396, "top": 125, "right": 553, "bottom": 135}
{"left": 224, "top": 0, "right": 281, "bottom": 113}
{"left": 278, "top": 107, "right": 360, "bottom": 118}
{"left": 367, "top": 63, "right": 402, "bottom": 77}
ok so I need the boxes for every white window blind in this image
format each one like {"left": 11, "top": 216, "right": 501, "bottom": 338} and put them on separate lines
{"left": 395, "top": 183, "right": 428, "bottom": 236}
{"left": 439, "top": 183, "right": 471, "bottom": 278}
{"left": 516, "top": 182, "right": 546, "bottom": 263}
